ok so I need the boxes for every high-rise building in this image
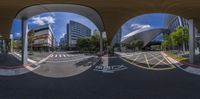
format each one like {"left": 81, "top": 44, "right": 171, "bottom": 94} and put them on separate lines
{"left": 28, "top": 24, "right": 55, "bottom": 52}
{"left": 67, "top": 20, "right": 91, "bottom": 48}
{"left": 112, "top": 28, "right": 122, "bottom": 45}
{"left": 59, "top": 37, "right": 65, "bottom": 49}
{"left": 59, "top": 33, "right": 68, "bottom": 50}
{"left": 164, "top": 14, "right": 188, "bottom": 32}
{"left": 164, "top": 14, "right": 190, "bottom": 51}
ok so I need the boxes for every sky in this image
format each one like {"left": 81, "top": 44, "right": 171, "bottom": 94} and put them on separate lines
{"left": 12, "top": 12, "right": 167, "bottom": 42}
{"left": 121, "top": 13, "right": 166, "bottom": 36}
{"left": 11, "top": 12, "right": 98, "bottom": 42}
{"left": 120, "top": 13, "right": 166, "bottom": 41}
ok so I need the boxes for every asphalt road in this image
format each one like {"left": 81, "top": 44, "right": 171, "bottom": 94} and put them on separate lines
{"left": 0, "top": 51, "right": 200, "bottom": 99}
{"left": 32, "top": 51, "right": 99, "bottom": 78}
{"left": 117, "top": 51, "right": 176, "bottom": 70}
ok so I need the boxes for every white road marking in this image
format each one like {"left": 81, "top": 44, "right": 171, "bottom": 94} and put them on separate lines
{"left": 46, "top": 56, "right": 96, "bottom": 63}
{"left": 59, "top": 54, "right": 62, "bottom": 57}
{"left": 134, "top": 53, "right": 142, "bottom": 61}
{"left": 118, "top": 51, "right": 176, "bottom": 71}
{"left": 146, "top": 54, "right": 162, "bottom": 62}
{"left": 55, "top": 54, "right": 57, "bottom": 58}
{"left": 148, "top": 52, "right": 169, "bottom": 65}
{"left": 161, "top": 52, "right": 176, "bottom": 68}
{"left": 144, "top": 53, "right": 150, "bottom": 68}
{"left": 63, "top": 55, "right": 66, "bottom": 57}
{"left": 121, "top": 57, "right": 175, "bottom": 71}
{"left": 152, "top": 58, "right": 165, "bottom": 68}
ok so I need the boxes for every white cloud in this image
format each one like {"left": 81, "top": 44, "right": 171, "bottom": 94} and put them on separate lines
{"left": 31, "top": 15, "right": 55, "bottom": 25}
{"left": 50, "top": 12, "right": 56, "bottom": 17}
{"left": 60, "top": 33, "right": 66, "bottom": 39}
{"left": 16, "top": 32, "right": 21, "bottom": 36}
{"left": 130, "top": 24, "right": 151, "bottom": 30}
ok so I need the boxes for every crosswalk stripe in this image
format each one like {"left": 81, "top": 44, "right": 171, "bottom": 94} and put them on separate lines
{"left": 50, "top": 54, "right": 82, "bottom": 58}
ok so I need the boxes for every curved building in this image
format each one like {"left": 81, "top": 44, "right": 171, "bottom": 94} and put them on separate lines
{"left": 121, "top": 27, "right": 169, "bottom": 47}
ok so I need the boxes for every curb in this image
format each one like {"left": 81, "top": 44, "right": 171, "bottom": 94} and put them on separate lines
{"left": 161, "top": 51, "right": 200, "bottom": 76}
{"left": 0, "top": 66, "right": 31, "bottom": 76}
{"left": 0, "top": 66, "right": 24, "bottom": 69}
{"left": 161, "top": 51, "right": 200, "bottom": 68}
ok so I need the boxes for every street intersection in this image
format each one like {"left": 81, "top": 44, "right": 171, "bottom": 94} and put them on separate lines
{"left": 117, "top": 51, "right": 176, "bottom": 70}
{"left": 1, "top": 51, "right": 200, "bottom": 98}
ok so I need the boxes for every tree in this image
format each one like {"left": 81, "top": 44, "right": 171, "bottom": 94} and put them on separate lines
{"left": 130, "top": 40, "right": 136, "bottom": 51}
{"left": 90, "top": 33, "right": 100, "bottom": 52}
{"left": 135, "top": 39, "right": 144, "bottom": 50}
{"left": 170, "top": 26, "right": 189, "bottom": 52}
{"left": 161, "top": 41, "right": 168, "bottom": 51}
{"left": 77, "top": 32, "right": 108, "bottom": 53}
{"left": 77, "top": 37, "right": 91, "bottom": 52}
{"left": 182, "top": 26, "right": 189, "bottom": 45}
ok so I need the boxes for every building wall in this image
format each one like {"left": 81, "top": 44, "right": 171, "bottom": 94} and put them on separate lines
{"left": 112, "top": 28, "right": 122, "bottom": 45}
{"left": 164, "top": 14, "right": 189, "bottom": 51}
{"left": 29, "top": 25, "right": 55, "bottom": 51}
{"left": 164, "top": 14, "right": 188, "bottom": 33}
{"left": 67, "top": 21, "right": 91, "bottom": 48}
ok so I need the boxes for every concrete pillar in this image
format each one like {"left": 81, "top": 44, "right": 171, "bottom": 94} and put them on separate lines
{"left": 100, "top": 32, "right": 104, "bottom": 56}
{"left": 188, "top": 19, "right": 195, "bottom": 64}
{"left": 0, "top": 40, "right": 2, "bottom": 53}
{"left": 2, "top": 40, "right": 6, "bottom": 53}
{"left": 22, "top": 18, "right": 28, "bottom": 65}
{"left": 10, "top": 34, "right": 13, "bottom": 52}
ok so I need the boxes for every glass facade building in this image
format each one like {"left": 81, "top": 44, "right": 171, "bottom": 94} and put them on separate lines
{"left": 164, "top": 14, "right": 188, "bottom": 33}
{"left": 164, "top": 14, "right": 189, "bottom": 51}
{"left": 67, "top": 20, "right": 91, "bottom": 48}
{"left": 165, "top": 14, "right": 200, "bottom": 60}
{"left": 112, "top": 28, "right": 122, "bottom": 45}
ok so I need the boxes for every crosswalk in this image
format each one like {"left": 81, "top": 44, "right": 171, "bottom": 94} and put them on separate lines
{"left": 50, "top": 54, "right": 82, "bottom": 58}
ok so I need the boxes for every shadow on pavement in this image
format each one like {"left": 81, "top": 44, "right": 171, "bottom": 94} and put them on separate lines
{"left": 0, "top": 53, "right": 22, "bottom": 67}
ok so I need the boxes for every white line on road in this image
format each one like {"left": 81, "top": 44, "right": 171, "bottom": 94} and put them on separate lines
{"left": 134, "top": 53, "right": 142, "bottom": 61}
{"left": 152, "top": 58, "right": 165, "bottom": 68}
{"left": 59, "top": 54, "right": 62, "bottom": 57}
{"left": 55, "top": 54, "right": 57, "bottom": 58}
{"left": 13, "top": 52, "right": 37, "bottom": 64}
{"left": 46, "top": 56, "right": 95, "bottom": 63}
{"left": 161, "top": 52, "right": 176, "bottom": 68}
{"left": 148, "top": 52, "right": 169, "bottom": 65}
{"left": 63, "top": 55, "right": 66, "bottom": 57}
{"left": 144, "top": 53, "right": 150, "bottom": 68}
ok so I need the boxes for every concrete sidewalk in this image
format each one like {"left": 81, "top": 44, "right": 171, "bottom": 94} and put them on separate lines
{"left": 161, "top": 51, "right": 200, "bottom": 75}
{"left": 0, "top": 53, "right": 22, "bottom": 67}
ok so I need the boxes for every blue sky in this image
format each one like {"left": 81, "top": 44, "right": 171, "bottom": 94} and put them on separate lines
{"left": 12, "top": 12, "right": 98, "bottom": 42}
{"left": 121, "top": 13, "right": 166, "bottom": 36}
{"left": 12, "top": 12, "right": 166, "bottom": 42}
